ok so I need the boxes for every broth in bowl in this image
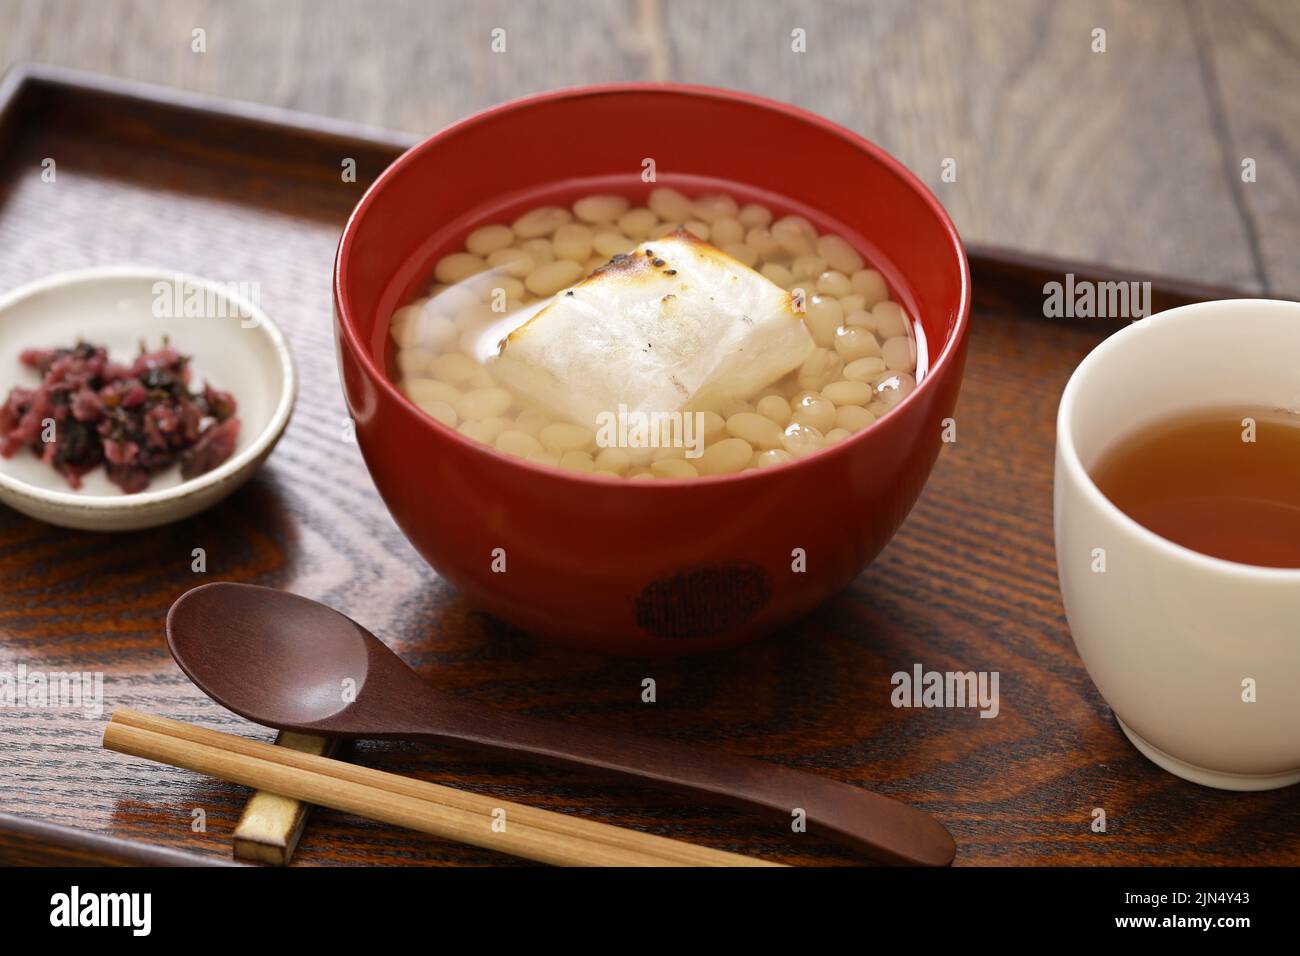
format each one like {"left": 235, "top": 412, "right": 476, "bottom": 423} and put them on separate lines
{"left": 389, "top": 187, "right": 920, "bottom": 478}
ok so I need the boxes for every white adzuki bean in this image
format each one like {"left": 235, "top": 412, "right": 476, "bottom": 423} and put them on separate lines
{"left": 709, "top": 218, "right": 745, "bottom": 246}
{"left": 843, "top": 356, "right": 887, "bottom": 381}
{"left": 455, "top": 387, "right": 513, "bottom": 422}
{"left": 760, "top": 262, "right": 794, "bottom": 288}
{"left": 725, "top": 412, "right": 784, "bottom": 450}
{"left": 434, "top": 252, "right": 486, "bottom": 284}
{"left": 876, "top": 372, "right": 917, "bottom": 407}
{"left": 486, "top": 248, "right": 535, "bottom": 278}
{"left": 782, "top": 422, "right": 825, "bottom": 457}
{"left": 790, "top": 392, "right": 836, "bottom": 433}
{"left": 852, "top": 269, "right": 890, "bottom": 308}
{"left": 792, "top": 255, "right": 827, "bottom": 280}
{"left": 466, "top": 224, "right": 514, "bottom": 256}
{"left": 737, "top": 203, "right": 773, "bottom": 229}
{"left": 525, "top": 259, "right": 584, "bottom": 297}
{"left": 835, "top": 405, "right": 875, "bottom": 432}
{"left": 573, "top": 194, "right": 630, "bottom": 224}
{"left": 592, "top": 230, "right": 635, "bottom": 258}
{"left": 692, "top": 193, "right": 738, "bottom": 223}
{"left": 648, "top": 187, "right": 694, "bottom": 222}
{"left": 560, "top": 450, "right": 597, "bottom": 472}
{"left": 804, "top": 295, "right": 843, "bottom": 347}
{"left": 816, "top": 234, "right": 864, "bottom": 274}
{"left": 403, "top": 378, "right": 461, "bottom": 406}
{"left": 513, "top": 408, "right": 552, "bottom": 436}
{"left": 698, "top": 437, "right": 753, "bottom": 475}
{"left": 518, "top": 237, "right": 555, "bottom": 266}
{"left": 772, "top": 216, "right": 815, "bottom": 256}
{"left": 617, "top": 208, "right": 657, "bottom": 238}
{"left": 797, "top": 347, "right": 843, "bottom": 392}
{"left": 754, "top": 448, "right": 793, "bottom": 468}
{"left": 512, "top": 206, "right": 572, "bottom": 238}
{"left": 651, "top": 458, "right": 698, "bottom": 479}
{"left": 756, "top": 394, "right": 792, "bottom": 426}
{"left": 539, "top": 422, "right": 596, "bottom": 453}
{"left": 746, "top": 226, "right": 783, "bottom": 261}
{"left": 553, "top": 223, "right": 594, "bottom": 262}
{"left": 722, "top": 243, "right": 758, "bottom": 267}
{"left": 871, "top": 300, "right": 910, "bottom": 340}
{"left": 397, "top": 310, "right": 457, "bottom": 351}
{"left": 495, "top": 429, "right": 544, "bottom": 458}
{"left": 834, "top": 325, "right": 882, "bottom": 363}
{"left": 816, "top": 270, "right": 852, "bottom": 297}
{"left": 839, "top": 293, "right": 867, "bottom": 315}
{"left": 881, "top": 334, "right": 916, "bottom": 371}
{"left": 459, "top": 418, "right": 506, "bottom": 444}
{"left": 715, "top": 397, "right": 753, "bottom": 419}
{"left": 419, "top": 399, "right": 457, "bottom": 427}
{"left": 822, "top": 380, "right": 874, "bottom": 406}
{"left": 430, "top": 352, "right": 478, "bottom": 384}
{"left": 700, "top": 411, "right": 727, "bottom": 444}
{"left": 593, "top": 446, "right": 632, "bottom": 473}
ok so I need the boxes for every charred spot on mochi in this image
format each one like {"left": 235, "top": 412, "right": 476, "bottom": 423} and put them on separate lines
{"left": 589, "top": 251, "right": 654, "bottom": 281}
{"left": 635, "top": 562, "right": 772, "bottom": 640}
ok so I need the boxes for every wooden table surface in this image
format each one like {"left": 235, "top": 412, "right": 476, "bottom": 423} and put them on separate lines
{"left": 1, "top": 2, "right": 1298, "bottom": 869}
{"left": 1, "top": 0, "right": 1297, "bottom": 297}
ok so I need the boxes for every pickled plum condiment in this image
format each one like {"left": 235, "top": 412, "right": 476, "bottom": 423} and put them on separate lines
{"left": 0, "top": 340, "right": 240, "bottom": 493}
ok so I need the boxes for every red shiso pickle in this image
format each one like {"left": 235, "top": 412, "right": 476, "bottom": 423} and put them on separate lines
{"left": 0, "top": 341, "right": 240, "bottom": 493}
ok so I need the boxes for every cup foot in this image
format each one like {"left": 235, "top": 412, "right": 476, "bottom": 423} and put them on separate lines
{"left": 1117, "top": 718, "right": 1300, "bottom": 791}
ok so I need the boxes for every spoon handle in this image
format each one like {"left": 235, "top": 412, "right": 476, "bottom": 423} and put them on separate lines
{"left": 402, "top": 703, "right": 954, "bottom": 866}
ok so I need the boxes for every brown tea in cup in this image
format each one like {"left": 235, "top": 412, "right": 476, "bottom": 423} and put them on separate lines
{"left": 1090, "top": 406, "right": 1300, "bottom": 568}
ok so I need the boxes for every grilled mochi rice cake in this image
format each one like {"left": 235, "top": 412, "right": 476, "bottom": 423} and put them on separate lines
{"left": 491, "top": 229, "right": 815, "bottom": 429}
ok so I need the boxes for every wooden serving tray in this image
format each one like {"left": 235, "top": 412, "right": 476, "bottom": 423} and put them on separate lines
{"left": 1, "top": 65, "right": 1294, "bottom": 867}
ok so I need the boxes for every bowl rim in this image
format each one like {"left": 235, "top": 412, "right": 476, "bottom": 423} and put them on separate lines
{"left": 334, "top": 81, "right": 971, "bottom": 486}
{"left": 1056, "top": 296, "right": 1300, "bottom": 581}
{"left": 0, "top": 265, "right": 297, "bottom": 512}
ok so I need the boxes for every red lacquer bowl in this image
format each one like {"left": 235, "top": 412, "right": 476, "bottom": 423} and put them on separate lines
{"left": 334, "top": 84, "right": 970, "bottom": 656}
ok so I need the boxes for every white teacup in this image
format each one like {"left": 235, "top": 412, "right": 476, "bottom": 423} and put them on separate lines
{"left": 1055, "top": 298, "right": 1300, "bottom": 790}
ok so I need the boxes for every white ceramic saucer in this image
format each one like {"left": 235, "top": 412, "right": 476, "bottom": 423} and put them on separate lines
{"left": 0, "top": 267, "right": 296, "bottom": 531}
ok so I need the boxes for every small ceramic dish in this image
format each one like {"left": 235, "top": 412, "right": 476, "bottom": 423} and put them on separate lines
{"left": 0, "top": 266, "right": 296, "bottom": 531}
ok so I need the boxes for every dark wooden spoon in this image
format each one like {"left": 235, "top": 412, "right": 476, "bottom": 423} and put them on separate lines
{"left": 166, "top": 582, "right": 955, "bottom": 866}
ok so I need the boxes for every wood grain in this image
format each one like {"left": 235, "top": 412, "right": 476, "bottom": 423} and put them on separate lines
{"left": 0, "top": 70, "right": 1298, "bottom": 868}
{"left": 1, "top": 0, "right": 1295, "bottom": 295}
{"left": 1192, "top": 0, "right": 1300, "bottom": 295}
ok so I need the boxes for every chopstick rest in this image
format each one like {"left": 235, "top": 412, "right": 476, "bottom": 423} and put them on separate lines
{"left": 103, "top": 708, "right": 780, "bottom": 868}
{"left": 232, "top": 731, "right": 338, "bottom": 865}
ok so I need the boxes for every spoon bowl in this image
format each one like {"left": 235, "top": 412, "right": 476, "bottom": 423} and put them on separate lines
{"left": 167, "top": 582, "right": 956, "bottom": 866}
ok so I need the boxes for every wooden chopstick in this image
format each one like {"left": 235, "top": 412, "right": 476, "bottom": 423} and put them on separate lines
{"left": 104, "top": 708, "right": 780, "bottom": 867}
